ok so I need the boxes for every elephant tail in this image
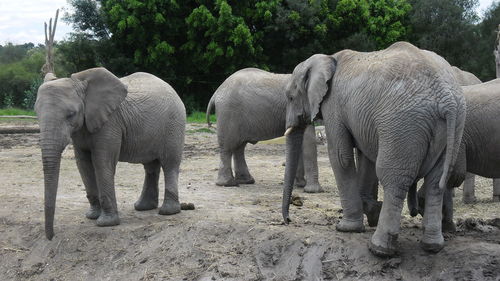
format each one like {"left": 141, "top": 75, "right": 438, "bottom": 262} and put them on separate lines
{"left": 439, "top": 94, "right": 466, "bottom": 190}
{"left": 206, "top": 94, "right": 216, "bottom": 127}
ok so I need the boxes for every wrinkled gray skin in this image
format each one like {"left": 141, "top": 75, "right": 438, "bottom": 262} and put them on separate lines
{"left": 206, "top": 68, "right": 322, "bottom": 193}
{"left": 454, "top": 65, "right": 499, "bottom": 204}
{"left": 282, "top": 42, "right": 466, "bottom": 257}
{"left": 364, "top": 66, "right": 482, "bottom": 232}
{"left": 410, "top": 79, "right": 500, "bottom": 232}
{"left": 35, "top": 68, "right": 186, "bottom": 240}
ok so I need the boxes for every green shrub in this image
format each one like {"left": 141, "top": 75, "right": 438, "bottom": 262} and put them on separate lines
{"left": 187, "top": 111, "right": 216, "bottom": 123}
{"left": 0, "top": 107, "right": 36, "bottom": 116}
{"left": 22, "top": 77, "right": 43, "bottom": 109}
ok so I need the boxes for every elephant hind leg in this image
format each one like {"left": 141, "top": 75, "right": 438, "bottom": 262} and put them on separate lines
{"left": 134, "top": 160, "right": 161, "bottom": 211}
{"left": 216, "top": 147, "right": 238, "bottom": 186}
{"left": 233, "top": 143, "right": 255, "bottom": 185}
{"left": 158, "top": 155, "right": 181, "bottom": 216}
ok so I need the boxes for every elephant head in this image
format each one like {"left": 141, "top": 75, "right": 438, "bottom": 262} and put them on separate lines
{"left": 34, "top": 67, "right": 127, "bottom": 240}
{"left": 282, "top": 54, "right": 336, "bottom": 223}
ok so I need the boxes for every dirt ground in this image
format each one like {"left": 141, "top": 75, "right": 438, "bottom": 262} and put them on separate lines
{"left": 0, "top": 122, "right": 499, "bottom": 281}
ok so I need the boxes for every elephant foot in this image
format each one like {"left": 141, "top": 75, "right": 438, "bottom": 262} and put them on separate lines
{"left": 216, "top": 177, "right": 239, "bottom": 187}
{"left": 235, "top": 175, "right": 255, "bottom": 185}
{"left": 96, "top": 212, "right": 120, "bottom": 227}
{"left": 442, "top": 220, "right": 456, "bottom": 233}
{"left": 421, "top": 232, "right": 444, "bottom": 253}
{"left": 159, "top": 201, "right": 181, "bottom": 215}
{"left": 336, "top": 218, "right": 365, "bottom": 233}
{"left": 369, "top": 232, "right": 399, "bottom": 258}
{"left": 134, "top": 198, "right": 158, "bottom": 211}
{"left": 409, "top": 207, "right": 419, "bottom": 217}
{"left": 304, "top": 183, "right": 324, "bottom": 193}
{"left": 463, "top": 196, "right": 476, "bottom": 204}
{"left": 294, "top": 177, "right": 306, "bottom": 188}
{"left": 85, "top": 205, "right": 101, "bottom": 220}
{"left": 492, "top": 195, "right": 500, "bottom": 202}
{"left": 364, "top": 201, "right": 382, "bottom": 227}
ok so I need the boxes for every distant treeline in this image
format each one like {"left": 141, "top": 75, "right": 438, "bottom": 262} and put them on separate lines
{"left": 1, "top": 0, "right": 500, "bottom": 112}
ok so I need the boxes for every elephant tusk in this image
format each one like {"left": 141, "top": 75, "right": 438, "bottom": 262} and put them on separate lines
{"left": 284, "top": 127, "right": 294, "bottom": 136}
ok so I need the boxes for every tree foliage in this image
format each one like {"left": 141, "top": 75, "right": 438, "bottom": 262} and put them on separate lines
{"left": 2, "top": 0, "right": 500, "bottom": 110}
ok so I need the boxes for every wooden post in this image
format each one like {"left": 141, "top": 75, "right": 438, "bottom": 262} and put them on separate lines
{"left": 41, "top": 9, "right": 59, "bottom": 76}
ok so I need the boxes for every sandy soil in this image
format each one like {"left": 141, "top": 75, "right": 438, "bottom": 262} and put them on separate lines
{"left": 0, "top": 122, "right": 499, "bottom": 281}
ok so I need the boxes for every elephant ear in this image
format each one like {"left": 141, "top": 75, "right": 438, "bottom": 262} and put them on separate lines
{"left": 71, "top": 67, "right": 127, "bottom": 133}
{"left": 304, "top": 55, "right": 337, "bottom": 122}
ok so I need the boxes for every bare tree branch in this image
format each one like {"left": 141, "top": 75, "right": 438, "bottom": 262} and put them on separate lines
{"left": 41, "top": 9, "right": 59, "bottom": 76}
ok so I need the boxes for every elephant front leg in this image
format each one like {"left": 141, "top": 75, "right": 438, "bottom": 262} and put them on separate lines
{"left": 294, "top": 151, "right": 306, "bottom": 187}
{"left": 233, "top": 143, "right": 255, "bottom": 184}
{"left": 302, "top": 124, "right": 323, "bottom": 193}
{"left": 492, "top": 179, "right": 500, "bottom": 202}
{"left": 357, "top": 152, "right": 382, "bottom": 227}
{"left": 442, "top": 188, "right": 456, "bottom": 232}
{"left": 420, "top": 167, "right": 446, "bottom": 253}
{"left": 92, "top": 150, "right": 120, "bottom": 227}
{"left": 134, "top": 160, "right": 160, "bottom": 211}
{"left": 75, "top": 148, "right": 101, "bottom": 220}
{"left": 328, "top": 125, "right": 364, "bottom": 232}
{"left": 159, "top": 159, "right": 181, "bottom": 215}
{"left": 216, "top": 148, "right": 238, "bottom": 186}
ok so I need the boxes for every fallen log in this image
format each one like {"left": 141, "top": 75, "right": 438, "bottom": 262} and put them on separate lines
{"left": 0, "top": 115, "right": 37, "bottom": 119}
{"left": 0, "top": 125, "right": 40, "bottom": 134}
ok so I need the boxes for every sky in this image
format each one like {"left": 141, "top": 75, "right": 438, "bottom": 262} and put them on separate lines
{"left": 0, "top": 0, "right": 498, "bottom": 45}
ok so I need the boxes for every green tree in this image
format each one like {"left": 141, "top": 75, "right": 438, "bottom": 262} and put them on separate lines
{"left": 476, "top": 1, "right": 500, "bottom": 80}
{"left": 407, "top": 0, "right": 480, "bottom": 74}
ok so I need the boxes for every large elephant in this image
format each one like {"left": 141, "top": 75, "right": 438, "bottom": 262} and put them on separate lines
{"left": 35, "top": 68, "right": 186, "bottom": 240}
{"left": 363, "top": 65, "right": 482, "bottom": 229}
{"left": 282, "top": 42, "right": 466, "bottom": 257}
{"left": 410, "top": 78, "right": 500, "bottom": 230}
{"left": 206, "top": 68, "right": 322, "bottom": 193}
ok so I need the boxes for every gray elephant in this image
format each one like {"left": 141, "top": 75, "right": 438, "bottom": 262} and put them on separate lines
{"left": 206, "top": 68, "right": 322, "bottom": 193}
{"left": 35, "top": 68, "right": 186, "bottom": 240}
{"left": 282, "top": 42, "right": 465, "bottom": 257}
{"left": 410, "top": 78, "right": 500, "bottom": 231}
{"left": 362, "top": 65, "right": 482, "bottom": 229}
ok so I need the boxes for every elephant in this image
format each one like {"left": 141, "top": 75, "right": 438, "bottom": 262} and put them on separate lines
{"left": 206, "top": 68, "right": 323, "bottom": 193}
{"left": 362, "top": 65, "right": 482, "bottom": 231}
{"left": 409, "top": 78, "right": 500, "bottom": 231}
{"left": 35, "top": 68, "right": 186, "bottom": 240}
{"left": 281, "top": 42, "right": 466, "bottom": 257}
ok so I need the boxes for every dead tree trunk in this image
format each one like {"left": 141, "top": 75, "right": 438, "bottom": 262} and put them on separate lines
{"left": 494, "top": 25, "right": 500, "bottom": 202}
{"left": 41, "top": 9, "right": 59, "bottom": 76}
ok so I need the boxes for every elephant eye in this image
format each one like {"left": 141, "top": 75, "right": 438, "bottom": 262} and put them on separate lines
{"left": 66, "top": 111, "right": 76, "bottom": 119}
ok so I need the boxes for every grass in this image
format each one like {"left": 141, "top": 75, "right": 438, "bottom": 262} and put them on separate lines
{"left": 187, "top": 111, "right": 216, "bottom": 124}
{"left": 0, "top": 108, "right": 36, "bottom": 116}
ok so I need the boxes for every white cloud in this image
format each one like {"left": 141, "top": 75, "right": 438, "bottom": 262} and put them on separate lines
{"left": 0, "top": 0, "right": 73, "bottom": 44}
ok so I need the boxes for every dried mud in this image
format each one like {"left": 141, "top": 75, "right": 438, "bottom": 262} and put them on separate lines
{"left": 0, "top": 123, "right": 499, "bottom": 281}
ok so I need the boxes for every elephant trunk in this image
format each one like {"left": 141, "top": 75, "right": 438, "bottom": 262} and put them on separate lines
{"left": 282, "top": 127, "right": 305, "bottom": 224}
{"left": 41, "top": 146, "right": 62, "bottom": 240}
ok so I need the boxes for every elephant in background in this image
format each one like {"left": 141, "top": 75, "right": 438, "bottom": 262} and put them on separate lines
{"left": 282, "top": 42, "right": 465, "bottom": 257}
{"left": 206, "top": 68, "right": 323, "bottom": 193}
{"left": 35, "top": 68, "right": 186, "bottom": 240}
